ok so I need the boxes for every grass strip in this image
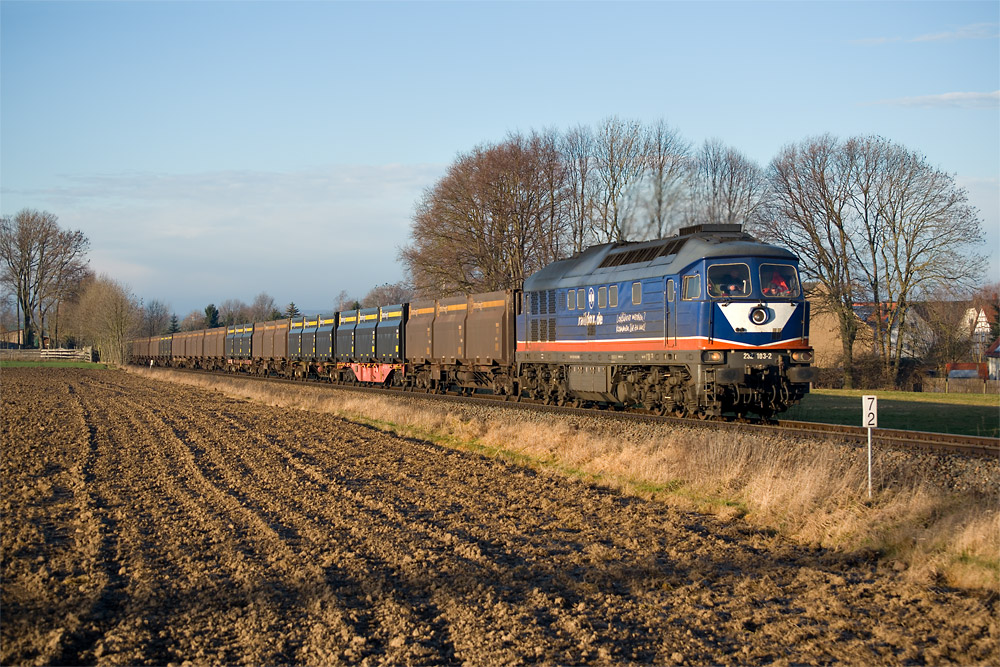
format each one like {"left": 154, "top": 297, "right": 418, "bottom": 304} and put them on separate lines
{"left": 0, "top": 361, "right": 110, "bottom": 369}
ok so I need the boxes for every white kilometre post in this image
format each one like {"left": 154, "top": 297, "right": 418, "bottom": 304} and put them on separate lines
{"left": 862, "top": 395, "right": 878, "bottom": 499}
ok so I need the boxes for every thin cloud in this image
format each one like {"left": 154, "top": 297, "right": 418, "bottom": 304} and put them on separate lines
{"left": 3, "top": 164, "right": 445, "bottom": 312}
{"left": 912, "top": 22, "right": 999, "bottom": 42}
{"left": 854, "top": 22, "right": 998, "bottom": 45}
{"left": 872, "top": 91, "right": 1000, "bottom": 109}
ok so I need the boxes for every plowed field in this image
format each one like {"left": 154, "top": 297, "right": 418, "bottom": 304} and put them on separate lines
{"left": 2, "top": 368, "right": 996, "bottom": 665}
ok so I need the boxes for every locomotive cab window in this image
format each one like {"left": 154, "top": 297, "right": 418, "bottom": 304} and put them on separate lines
{"left": 708, "top": 263, "right": 750, "bottom": 298}
{"left": 681, "top": 274, "right": 701, "bottom": 300}
{"left": 667, "top": 279, "right": 675, "bottom": 302}
{"left": 760, "top": 264, "right": 800, "bottom": 298}
{"left": 632, "top": 282, "right": 642, "bottom": 305}
{"left": 568, "top": 289, "right": 575, "bottom": 310}
{"left": 609, "top": 285, "right": 618, "bottom": 308}
{"left": 598, "top": 286, "right": 607, "bottom": 308}
{"left": 577, "top": 288, "right": 586, "bottom": 310}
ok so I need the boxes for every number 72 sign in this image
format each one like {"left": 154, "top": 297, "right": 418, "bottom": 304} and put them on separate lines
{"left": 862, "top": 395, "right": 878, "bottom": 428}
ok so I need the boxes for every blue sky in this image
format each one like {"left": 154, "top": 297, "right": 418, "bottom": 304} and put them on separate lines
{"left": 2, "top": 0, "right": 998, "bottom": 316}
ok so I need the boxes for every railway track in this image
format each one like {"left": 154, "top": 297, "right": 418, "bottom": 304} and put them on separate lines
{"left": 156, "top": 367, "right": 1000, "bottom": 459}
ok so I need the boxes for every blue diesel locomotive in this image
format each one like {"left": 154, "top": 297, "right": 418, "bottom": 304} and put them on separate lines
{"left": 516, "top": 224, "right": 816, "bottom": 417}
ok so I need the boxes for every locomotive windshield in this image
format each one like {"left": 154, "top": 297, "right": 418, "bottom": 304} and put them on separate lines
{"left": 708, "top": 263, "right": 751, "bottom": 298}
{"left": 760, "top": 264, "right": 800, "bottom": 298}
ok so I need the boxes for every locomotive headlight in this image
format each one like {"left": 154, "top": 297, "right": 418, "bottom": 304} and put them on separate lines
{"left": 791, "top": 350, "right": 813, "bottom": 363}
{"left": 749, "top": 307, "right": 769, "bottom": 325}
{"left": 702, "top": 350, "right": 725, "bottom": 363}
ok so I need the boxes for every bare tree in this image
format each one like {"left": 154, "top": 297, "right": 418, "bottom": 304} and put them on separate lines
{"left": 757, "top": 134, "right": 986, "bottom": 386}
{"left": 530, "top": 128, "right": 571, "bottom": 266}
{"left": 217, "top": 298, "right": 250, "bottom": 326}
{"left": 592, "top": 116, "right": 648, "bottom": 242}
{"left": 401, "top": 132, "right": 571, "bottom": 296}
{"left": 0, "top": 209, "right": 90, "bottom": 347}
{"left": 562, "top": 124, "right": 598, "bottom": 252}
{"left": 65, "top": 274, "right": 141, "bottom": 365}
{"left": 179, "top": 309, "right": 204, "bottom": 331}
{"left": 248, "top": 292, "right": 280, "bottom": 322}
{"left": 141, "top": 299, "right": 171, "bottom": 337}
{"left": 910, "top": 288, "right": 976, "bottom": 372}
{"left": 687, "top": 139, "right": 767, "bottom": 228}
{"left": 334, "top": 290, "right": 360, "bottom": 312}
{"left": 361, "top": 281, "right": 413, "bottom": 308}
{"left": 637, "top": 119, "right": 691, "bottom": 239}
{"left": 756, "top": 135, "right": 865, "bottom": 387}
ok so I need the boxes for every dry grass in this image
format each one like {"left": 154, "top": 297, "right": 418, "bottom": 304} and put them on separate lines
{"left": 131, "top": 367, "right": 1000, "bottom": 591}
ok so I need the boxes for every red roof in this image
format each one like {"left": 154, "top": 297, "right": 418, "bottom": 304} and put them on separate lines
{"left": 986, "top": 337, "right": 1000, "bottom": 358}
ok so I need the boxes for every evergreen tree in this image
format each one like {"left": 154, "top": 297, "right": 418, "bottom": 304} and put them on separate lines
{"left": 204, "top": 303, "right": 220, "bottom": 328}
{"left": 168, "top": 314, "right": 180, "bottom": 334}
{"left": 285, "top": 302, "right": 301, "bottom": 318}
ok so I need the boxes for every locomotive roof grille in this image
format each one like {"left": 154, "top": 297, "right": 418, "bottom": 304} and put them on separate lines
{"left": 597, "top": 238, "right": 688, "bottom": 268}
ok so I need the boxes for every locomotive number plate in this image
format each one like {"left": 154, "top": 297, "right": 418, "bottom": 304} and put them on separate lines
{"left": 742, "top": 352, "right": 774, "bottom": 361}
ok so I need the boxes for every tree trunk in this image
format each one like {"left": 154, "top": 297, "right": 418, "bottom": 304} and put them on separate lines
{"left": 839, "top": 321, "right": 857, "bottom": 389}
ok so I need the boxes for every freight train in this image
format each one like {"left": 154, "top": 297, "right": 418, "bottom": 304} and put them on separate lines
{"left": 131, "top": 224, "right": 816, "bottom": 418}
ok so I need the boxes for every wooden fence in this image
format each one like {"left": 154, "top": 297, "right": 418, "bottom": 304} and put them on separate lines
{"left": 1, "top": 348, "right": 93, "bottom": 362}
{"left": 916, "top": 378, "right": 999, "bottom": 394}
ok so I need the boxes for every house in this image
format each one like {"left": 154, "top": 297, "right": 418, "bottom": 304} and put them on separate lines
{"left": 0, "top": 327, "right": 24, "bottom": 349}
{"left": 987, "top": 338, "right": 1000, "bottom": 380}
{"left": 965, "top": 305, "right": 997, "bottom": 362}
{"left": 806, "top": 294, "right": 925, "bottom": 367}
